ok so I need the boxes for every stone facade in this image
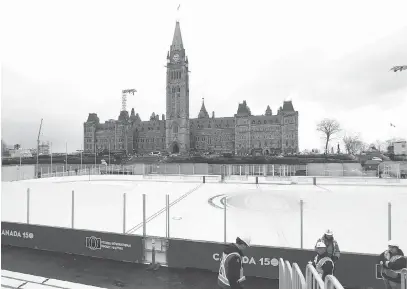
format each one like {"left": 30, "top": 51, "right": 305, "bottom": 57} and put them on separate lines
{"left": 83, "top": 21, "right": 299, "bottom": 155}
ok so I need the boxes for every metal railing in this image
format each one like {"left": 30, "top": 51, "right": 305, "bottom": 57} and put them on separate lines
{"left": 279, "top": 258, "right": 287, "bottom": 289}
{"left": 401, "top": 268, "right": 407, "bottom": 289}
{"left": 292, "top": 263, "right": 306, "bottom": 289}
{"left": 305, "top": 263, "right": 324, "bottom": 289}
{"left": 285, "top": 260, "right": 293, "bottom": 289}
{"left": 279, "top": 259, "right": 343, "bottom": 289}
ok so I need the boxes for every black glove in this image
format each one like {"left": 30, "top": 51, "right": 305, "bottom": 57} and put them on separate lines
{"left": 332, "top": 256, "right": 338, "bottom": 262}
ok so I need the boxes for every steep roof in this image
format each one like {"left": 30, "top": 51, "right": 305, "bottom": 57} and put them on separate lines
{"left": 172, "top": 21, "right": 183, "bottom": 51}
{"left": 282, "top": 101, "right": 295, "bottom": 111}
{"left": 236, "top": 100, "right": 251, "bottom": 116}
{"left": 198, "top": 99, "right": 209, "bottom": 118}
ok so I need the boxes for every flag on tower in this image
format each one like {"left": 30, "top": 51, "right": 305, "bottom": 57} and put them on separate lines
{"left": 177, "top": 4, "right": 180, "bottom": 11}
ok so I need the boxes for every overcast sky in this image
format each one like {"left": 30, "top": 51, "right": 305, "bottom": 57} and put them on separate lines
{"left": 1, "top": 0, "right": 407, "bottom": 153}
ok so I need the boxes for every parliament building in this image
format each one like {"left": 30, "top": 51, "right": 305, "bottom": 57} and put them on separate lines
{"left": 84, "top": 21, "right": 299, "bottom": 156}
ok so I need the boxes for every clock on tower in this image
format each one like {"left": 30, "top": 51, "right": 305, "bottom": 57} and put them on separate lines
{"left": 172, "top": 53, "right": 180, "bottom": 63}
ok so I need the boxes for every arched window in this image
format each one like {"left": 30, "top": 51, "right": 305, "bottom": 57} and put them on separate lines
{"left": 173, "top": 124, "right": 178, "bottom": 133}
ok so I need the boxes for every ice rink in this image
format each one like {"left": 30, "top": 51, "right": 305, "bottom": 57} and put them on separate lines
{"left": 2, "top": 175, "right": 407, "bottom": 255}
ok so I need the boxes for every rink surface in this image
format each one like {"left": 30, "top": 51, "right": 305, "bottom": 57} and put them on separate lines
{"left": 2, "top": 175, "right": 407, "bottom": 255}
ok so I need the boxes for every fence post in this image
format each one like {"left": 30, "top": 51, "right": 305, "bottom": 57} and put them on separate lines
{"left": 300, "top": 199, "right": 304, "bottom": 249}
{"left": 123, "top": 193, "right": 127, "bottom": 234}
{"left": 388, "top": 202, "right": 392, "bottom": 241}
{"left": 72, "top": 190, "right": 75, "bottom": 228}
{"left": 178, "top": 164, "right": 181, "bottom": 175}
{"left": 203, "top": 176, "right": 206, "bottom": 183}
{"left": 143, "top": 194, "right": 146, "bottom": 237}
{"left": 223, "top": 196, "right": 227, "bottom": 244}
{"left": 27, "top": 188, "right": 30, "bottom": 224}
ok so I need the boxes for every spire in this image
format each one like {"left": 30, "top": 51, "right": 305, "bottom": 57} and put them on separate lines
{"left": 198, "top": 98, "right": 209, "bottom": 118}
{"left": 265, "top": 105, "right": 272, "bottom": 116}
{"left": 172, "top": 21, "right": 183, "bottom": 51}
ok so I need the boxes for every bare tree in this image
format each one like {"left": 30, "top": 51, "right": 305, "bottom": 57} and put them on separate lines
{"left": 343, "top": 133, "right": 364, "bottom": 155}
{"left": 374, "top": 140, "right": 386, "bottom": 152}
{"left": 317, "top": 119, "right": 341, "bottom": 154}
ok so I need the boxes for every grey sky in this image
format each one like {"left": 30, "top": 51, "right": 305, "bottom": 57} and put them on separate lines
{"left": 1, "top": 0, "right": 407, "bottom": 153}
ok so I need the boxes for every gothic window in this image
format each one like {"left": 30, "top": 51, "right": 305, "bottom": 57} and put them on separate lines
{"left": 173, "top": 125, "right": 178, "bottom": 133}
{"left": 258, "top": 121, "right": 261, "bottom": 124}
{"left": 252, "top": 120, "right": 255, "bottom": 124}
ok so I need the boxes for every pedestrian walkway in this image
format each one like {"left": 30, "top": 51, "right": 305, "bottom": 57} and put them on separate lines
{"left": 2, "top": 270, "right": 105, "bottom": 289}
{"left": 1, "top": 246, "right": 277, "bottom": 289}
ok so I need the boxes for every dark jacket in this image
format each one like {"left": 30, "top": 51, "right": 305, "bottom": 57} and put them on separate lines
{"left": 218, "top": 243, "right": 244, "bottom": 289}
{"left": 312, "top": 253, "right": 334, "bottom": 281}
{"left": 379, "top": 249, "right": 406, "bottom": 283}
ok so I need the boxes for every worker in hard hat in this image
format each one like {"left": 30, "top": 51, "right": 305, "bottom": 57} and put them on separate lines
{"left": 217, "top": 236, "right": 250, "bottom": 289}
{"left": 315, "top": 229, "right": 341, "bottom": 266}
{"left": 379, "top": 240, "right": 406, "bottom": 289}
{"left": 311, "top": 242, "right": 334, "bottom": 281}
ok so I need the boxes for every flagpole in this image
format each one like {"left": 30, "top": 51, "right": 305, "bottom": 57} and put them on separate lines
{"left": 80, "top": 144, "right": 83, "bottom": 171}
{"left": 50, "top": 142, "right": 53, "bottom": 175}
{"left": 65, "top": 142, "right": 68, "bottom": 167}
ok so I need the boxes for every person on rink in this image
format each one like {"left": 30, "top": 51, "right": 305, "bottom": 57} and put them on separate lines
{"left": 311, "top": 242, "right": 334, "bottom": 281}
{"left": 379, "top": 240, "right": 406, "bottom": 289}
{"left": 218, "top": 236, "right": 251, "bottom": 289}
{"left": 316, "top": 229, "right": 341, "bottom": 266}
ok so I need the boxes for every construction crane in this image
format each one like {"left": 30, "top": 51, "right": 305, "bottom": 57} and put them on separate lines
{"left": 122, "top": 89, "right": 137, "bottom": 111}
{"left": 36, "top": 119, "right": 43, "bottom": 178}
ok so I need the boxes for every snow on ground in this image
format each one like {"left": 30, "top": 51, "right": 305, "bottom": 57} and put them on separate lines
{"left": 1, "top": 270, "right": 106, "bottom": 289}
{"left": 1, "top": 175, "right": 199, "bottom": 234}
{"left": 2, "top": 175, "right": 406, "bottom": 254}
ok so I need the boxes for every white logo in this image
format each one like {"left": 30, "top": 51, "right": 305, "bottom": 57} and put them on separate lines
{"left": 85, "top": 236, "right": 132, "bottom": 251}
{"left": 2, "top": 230, "right": 34, "bottom": 239}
